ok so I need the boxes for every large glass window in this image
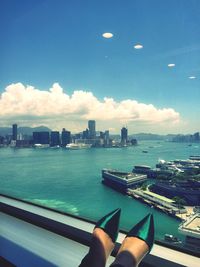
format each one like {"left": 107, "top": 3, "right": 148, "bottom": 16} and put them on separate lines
{"left": 0, "top": 0, "right": 200, "bottom": 255}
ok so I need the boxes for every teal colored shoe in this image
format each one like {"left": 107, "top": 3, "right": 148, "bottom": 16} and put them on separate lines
{"left": 95, "top": 208, "right": 121, "bottom": 243}
{"left": 127, "top": 213, "right": 154, "bottom": 252}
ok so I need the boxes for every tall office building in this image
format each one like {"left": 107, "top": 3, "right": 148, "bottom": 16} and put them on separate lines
{"left": 12, "top": 124, "right": 17, "bottom": 141}
{"left": 33, "top": 132, "right": 50, "bottom": 144}
{"left": 61, "top": 128, "right": 71, "bottom": 147}
{"left": 121, "top": 127, "right": 128, "bottom": 145}
{"left": 50, "top": 131, "right": 60, "bottom": 146}
{"left": 88, "top": 120, "right": 96, "bottom": 139}
{"left": 193, "top": 132, "right": 200, "bottom": 142}
{"left": 82, "top": 129, "right": 89, "bottom": 139}
{"left": 104, "top": 130, "right": 110, "bottom": 146}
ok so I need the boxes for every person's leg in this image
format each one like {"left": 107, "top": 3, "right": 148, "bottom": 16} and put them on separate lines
{"left": 79, "top": 228, "right": 115, "bottom": 267}
{"left": 79, "top": 209, "right": 121, "bottom": 267}
{"left": 109, "top": 213, "right": 154, "bottom": 267}
{"left": 109, "top": 237, "right": 149, "bottom": 267}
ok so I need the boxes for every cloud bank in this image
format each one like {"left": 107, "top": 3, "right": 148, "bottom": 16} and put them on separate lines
{"left": 0, "top": 83, "right": 180, "bottom": 133}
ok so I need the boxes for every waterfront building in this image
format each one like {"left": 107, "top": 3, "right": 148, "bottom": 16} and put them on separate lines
{"left": 121, "top": 127, "right": 128, "bottom": 145}
{"left": 99, "top": 131, "right": 104, "bottom": 139}
{"left": 23, "top": 134, "right": 32, "bottom": 141}
{"left": 0, "top": 136, "right": 4, "bottom": 145}
{"left": 82, "top": 128, "right": 89, "bottom": 139}
{"left": 16, "top": 140, "right": 31, "bottom": 148}
{"left": 18, "top": 133, "right": 23, "bottom": 140}
{"left": 88, "top": 120, "right": 96, "bottom": 139}
{"left": 151, "top": 181, "right": 200, "bottom": 206}
{"left": 104, "top": 130, "right": 110, "bottom": 146}
{"left": 61, "top": 128, "right": 71, "bottom": 147}
{"left": 128, "top": 189, "right": 186, "bottom": 215}
{"left": 99, "top": 130, "right": 110, "bottom": 147}
{"left": 172, "top": 132, "right": 200, "bottom": 143}
{"left": 33, "top": 131, "right": 50, "bottom": 145}
{"left": 102, "top": 169, "right": 147, "bottom": 193}
{"left": 75, "top": 133, "right": 81, "bottom": 139}
{"left": 193, "top": 132, "right": 200, "bottom": 142}
{"left": 50, "top": 131, "right": 60, "bottom": 147}
{"left": 179, "top": 212, "right": 200, "bottom": 253}
{"left": 133, "top": 165, "right": 152, "bottom": 174}
{"left": 12, "top": 124, "right": 17, "bottom": 141}
{"left": 131, "top": 138, "right": 137, "bottom": 145}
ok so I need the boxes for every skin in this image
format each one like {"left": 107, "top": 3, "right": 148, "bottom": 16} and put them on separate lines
{"left": 83, "top": 228, "right": 114, "bottom": 267}
{"left": 80, "top": 229, "right": 149, "bottom": 267}
{"left": 116, "top": 237, "right": 149, "bottom": 266}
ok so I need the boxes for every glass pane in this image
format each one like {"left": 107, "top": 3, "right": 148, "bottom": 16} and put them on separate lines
{"left": 0, "top": 0, "right": 200, "bottom": 256}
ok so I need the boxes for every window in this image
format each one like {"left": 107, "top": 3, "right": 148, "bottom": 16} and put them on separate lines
{"left": 0, "top": 0, "right": 200, "bottom": 258}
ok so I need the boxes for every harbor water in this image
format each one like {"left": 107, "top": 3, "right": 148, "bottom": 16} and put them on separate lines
{"left": 0, "top": 140, "right": 199, "bottom": 241}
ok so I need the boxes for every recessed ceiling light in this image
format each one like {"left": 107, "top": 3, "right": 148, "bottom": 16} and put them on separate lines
{"left": 189, "top": 76, "right": 196, "bottom": 79}
{"left": 102, "top": 32, "right": 113, "bottom": 39}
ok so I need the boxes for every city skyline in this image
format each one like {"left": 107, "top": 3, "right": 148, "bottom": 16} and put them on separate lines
{"left": 0, "top": 1, "right": 200, "bottom": 134}
{"left": 0, "top": 121, "right": 132, "bottom": 148}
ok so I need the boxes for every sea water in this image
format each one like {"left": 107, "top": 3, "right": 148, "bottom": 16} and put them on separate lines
{"left": 0, "top": 140, "right": 199, "bottom": 241}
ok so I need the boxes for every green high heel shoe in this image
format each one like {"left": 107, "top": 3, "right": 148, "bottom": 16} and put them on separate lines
{"left": 127, "top": 213, "right": 154, "bottom": 252}
{"left": 95, "top": 208, "right": 121, "bottom": 243}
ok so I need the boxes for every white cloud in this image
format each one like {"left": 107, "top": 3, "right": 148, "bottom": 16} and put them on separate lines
{"left": 102, "top": 32, "right": 113, "bottom": 39}
{"left": 134, "top": 44, "right": 143, "bottom": 49}
{"left": 0, "top": 82, "right": 180, "bottom": 133}
{"left": 168, "top": 63, "right": 175, "bottom": 67}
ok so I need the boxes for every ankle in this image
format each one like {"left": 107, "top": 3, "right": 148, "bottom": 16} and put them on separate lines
{"left": 116, "top": 237, "right": 149, "bottom": 266}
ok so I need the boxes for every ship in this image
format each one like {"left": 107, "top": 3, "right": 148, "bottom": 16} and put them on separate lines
{"left": 66, "top": 143, "right": 92, "bottom": 150}
{"left": 33, "top": 144, "right": 50, "bottom": 148}
{"left": 102, "top": 169, "right": 147, "bottom": 193}
{"left": 189, "top": 155, "right": 200, "bottom": 161}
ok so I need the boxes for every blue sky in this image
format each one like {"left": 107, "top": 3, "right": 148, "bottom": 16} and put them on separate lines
{"left": 0, "top": 0, "right": 200, "bottom": 134}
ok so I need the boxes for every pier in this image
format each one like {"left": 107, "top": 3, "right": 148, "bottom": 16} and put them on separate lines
{"left": 127, "top": 188, "right": 186, "bottom": 219}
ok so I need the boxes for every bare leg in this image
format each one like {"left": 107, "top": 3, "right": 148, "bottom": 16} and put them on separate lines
{"left": 79, "top": 228, "right": 115, "bottom": 267}
{"left": 110, "top": 237, "right": 149, "bottom": 267}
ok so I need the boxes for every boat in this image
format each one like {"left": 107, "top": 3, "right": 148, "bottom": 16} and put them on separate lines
{"left": 33, "top": 144, "right": 50, "bottom": 148}
{"left": 66, "top": 143, "right": 92, "bottom": 150}
{"left": 189, "top": 155, "right": 200, "bottom": 161}
{"left": 164, "top": 234, "right": 181, "bottom": 243}
{"left": 50, "top": 145, "right": 60, "bottom": 149}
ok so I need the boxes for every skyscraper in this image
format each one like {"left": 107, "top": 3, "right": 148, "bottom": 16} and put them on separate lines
{"left": 33, "top": 132, "right": 50, "bottom": 144}
{"left": 61, "top": 128, "right": 71, "bottom": 147}
{"left": 104, "top": 130, "right": 110, "bottom": 146}
{"left": 121, "top": 127, "right": 128, "bottom": 145}
{"left": 50, "top": 131, "right": 60, "bottom": 146}
{"left": 193, "top": 132, "right": 200, "bottom": 142}
{"left": 83, "top": 129, "right": 89, "bottom": 139}
{"left": 12, "top": 124, "right": 17, "bottom": 141}
{"left": 88, "top": 120, "right": 96, "bottom": 139}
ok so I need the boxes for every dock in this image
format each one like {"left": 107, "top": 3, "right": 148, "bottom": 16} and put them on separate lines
{"left": 128, "top": 188, "right": 186, "bottom": 219}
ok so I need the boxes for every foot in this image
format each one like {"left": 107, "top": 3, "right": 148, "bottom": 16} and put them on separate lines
{"left": 111, "top": 237, "right": 149, "bottom": 267}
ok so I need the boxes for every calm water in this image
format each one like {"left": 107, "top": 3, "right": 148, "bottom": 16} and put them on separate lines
{"left": 1, "top": 140, "right": 199, "bottom": 241}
